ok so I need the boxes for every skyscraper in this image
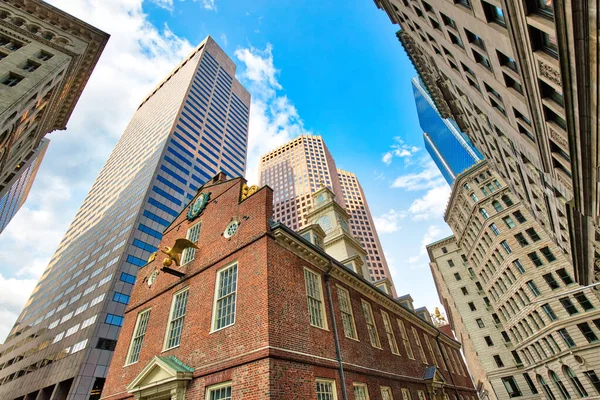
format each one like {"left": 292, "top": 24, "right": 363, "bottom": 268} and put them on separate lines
{"left": 429, "top": 161, "right": 600, "bottom": 400}
{"left": 338, "top": 169, "right": 396, "bottom": 295}
{"left": 258, "top": 135, "right": 396, "bottom": 292}
{"left": 0, "top": 138, "right": 48, "bottom": 233}
{"left": 0, "top": 1, "right": 108, "bottom": 222}
{"left": 412, "top": 77, "right": 482, "bottom": 185}
{"left": 373, "top": 0, "right": 599, "bottom": 288}
{"left": 0, "top": 36, "right": 250, "bottom": 400}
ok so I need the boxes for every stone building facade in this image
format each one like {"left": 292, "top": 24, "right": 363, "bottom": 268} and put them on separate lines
{"left": 259, "top": 136, "right": 396, "bottom": 293}
{"left": 431, "top": 161, "right": 600, "bottom": 399}
{"left": 100, "top": 174, "right": 476, "bottom": 400}
{"left": 373, "top": 0, "right": 600, "bottom": 288}
{"left": 0, "top": 0, "right": 108, "bottom": 211}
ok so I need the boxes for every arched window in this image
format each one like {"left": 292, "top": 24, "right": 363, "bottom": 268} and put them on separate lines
{"left": 563, "top": 366, "right": 588, "bottom": 398}
{"left": 502, "top": 195, "right": 514, "bottom": 207}
{"left": 538, "top": 374, "right": 557, "bottom": 400}
{"left": 492, "top": 200, "right": 504, "bottom": 212}
{"left": 550, "top": 370, "right": 571, "bottom": 399}
{"left": 480, "top": 208, "right": 490, "bottom": 219}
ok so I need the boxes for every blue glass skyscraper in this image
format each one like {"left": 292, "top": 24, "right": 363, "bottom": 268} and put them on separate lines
{"left": 0, "top": 36, "right": 250, "bottom": 400}
{"left": 412, "top": 77, "right": 483, "bottom": 185}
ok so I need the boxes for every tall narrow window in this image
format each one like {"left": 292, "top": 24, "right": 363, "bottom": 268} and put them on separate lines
{"left": 501, "top": 376, "right": 522, "bottom": 398}
{"left": 398, "top": 320, "right": 414, "bottom": 359}
{"left": 573, "top": 292, "right": 594, "bottom": 311}
{"left": 353, "top": 383, "right": 370, "bottom": 400}
{"left": 550, "top": 370, "right": 571, "bottom": 400}
{"left": 424, "top": 335, "right": 439, "bottom": 367}
{"left": 401, "top": 388, "right": 412, "bottom": 400}
{"left": 206, "top": 382, "right": 232, "bottom": 400}
{"left": 523, "top": 373, "right": 538, "bottom": 394}
{"left": 412, "top": 327, "right": 428, "bottom": 364}
{"left": 164, "top": 288, "right": 189, "bottom": 350}
{"left": 584, "top": 371, "right": 600, "bottom": 395}
{"left": 316, "top": 379, "right": 337, "bottom": 400}
{"left": 337, "top": 286, "right": 357, "bottom": 339}
{"left": 304, "top": 268, "right": 327, "bottom": 329}
{"left": 212, "top": 263, "right": 238, "bottom": 331}
{"left": 362, "top": 300, "right": 381, "bottom": 348}
{"left": 558, "top": 328, "right": 576, "bottom": 348}
{"left": 381, "top": 387, "right": 393, "bottom": 400}
{"left": 564, "top": 366, "right": 587, "bottom": 397}
{"left": 381, "top": 310, "right": 399, "bottom": 355}
{"left": 181, "top": 222, "right": 201, "bottom": 265}
{"left": 559, "top": 297, "right": 578, "bottom": 315}
{"left": 527, "top": 280, "right": 541, "bottom": 297}
{"left": 577, "top": 322, "right": 598, "bottom": 343}
{"left": 541, "top": 303, "right": 558, "bottom": 321}
{"left": 126, "top": 309, "right": 150, "bottom": 364}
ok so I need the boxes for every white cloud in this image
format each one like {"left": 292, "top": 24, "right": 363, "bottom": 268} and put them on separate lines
{"left": 407, "top": 225, "right": 447, "bottom": 266}
{"left": 374, "top": 209, "right": 406, "bottom": 234}
{"left": 150, "top": 0, "right": 173, "bottom": 11}
{"left": 391, "top": 159, "right": 446, "bottom": 191}
{"left": 408, "top": 184, "right": 451, "bottom": 221}
{"left": 234, "top": 44, "right": 312, "bottom": 185}
{"left": 382, "top": 136, "right": 420, "bottom": 165}
{"left": 0, "top": 0, "right": 193, "bottom": 341}
{"left": 220, "top": 33, "right": 228, "bottom": 47}
{"left": 199, "top": 0, "right": 217, "bottom": 11}
{"left": 0, "top": 275, "right": 37, "bottom": 340}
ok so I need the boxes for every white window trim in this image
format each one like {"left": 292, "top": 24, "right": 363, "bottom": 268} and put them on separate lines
{"left": 304, "top": 267, "right": 329, "bottom": 331}
{"left": 381, "top": 310, "right": 400, "bottom": 355}
{"left": 398, "top": 319, "right": 415, "bottom": 360}
{"left": 210, "top": 261, "right": 238, "bottom": 333}
{"left": 316, "top": 378, "right": 338, "bottom": 400}
{"left": 205, "top": 381, "right": 232, "bottom": 400}
{"left": 162, "top": 287, "right": 189, "bottom": 351}
{"left": 125, "top": 308, "right": 151, "bottom": 366}
{"left": 181, "top": 221, "right": 201, "bottom": 266}
{"left": 381, "top": 386, "right": 394, "bottom": 400}
{"left": 401, "top": 388, "right": 412, "bottom": 400}
{"left": 353, "top": 383, "right": 370, "bottom": 400}
{"left": 361, "top": 300, "right": 381, "bottom": 349}
{"left": 336, "top": 285, "right": 358, "bottom": 341}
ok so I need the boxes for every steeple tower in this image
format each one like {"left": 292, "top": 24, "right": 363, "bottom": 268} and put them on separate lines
{"left": 305, "top": 186, "right": 369, "bottom": 278}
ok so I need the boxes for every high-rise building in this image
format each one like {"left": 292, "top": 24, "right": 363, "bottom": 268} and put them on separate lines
{"left": 0, "top": 137, "right": 47, "bottom": 232}
{"left": 0, "top": 36, "right": 250, "bottom": 400}
{"left": 258, "top": 136, "right": 395, "bottom": 292}
{"left": 428, "top": 161, "right": 600, "bottom": 400}
{"left": 0, "top": 1, "right": 108, "bottom": 222}
{"left": 99, "top": 174, "right": 476, "bottom": 400}
{"left": 412, "top": 77, "right": 482, "bottom": 185}
{"left": 373, "top": 0, "right": 599, "bottom": 289}
{"left": 338, "top": 169, "right": 396, "bottom": 295}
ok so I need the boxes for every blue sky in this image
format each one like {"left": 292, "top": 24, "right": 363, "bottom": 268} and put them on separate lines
{"left": 0, "top": 0, "right": 453, "bottom": 339}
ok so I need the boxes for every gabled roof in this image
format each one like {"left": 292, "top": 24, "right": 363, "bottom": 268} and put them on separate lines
{"left": 126, "top": 355, "right": 194, "bottom": 393}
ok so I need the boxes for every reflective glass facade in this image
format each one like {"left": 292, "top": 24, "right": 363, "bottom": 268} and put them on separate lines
{"left": 412, "top": 77, "right": 483, "bottom": 185}
{"left": 0, "top": 36, "right": 249, "bottom": 400}
{"left": 0, "top": 138, "right": 48, "bottom": 233}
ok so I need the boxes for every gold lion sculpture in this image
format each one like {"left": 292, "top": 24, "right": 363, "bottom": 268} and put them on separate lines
{"left": 160, "top": 238, "right": 199, "bottom": 267}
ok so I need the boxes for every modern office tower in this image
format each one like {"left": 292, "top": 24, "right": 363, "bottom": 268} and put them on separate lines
{"left": 0, "top": 36, "right": 250, "bottom": 400}
{"left": 0, "top": 137, "right": 47, "bottom": 232}
{"left": 412, "top": 77, "right": 482, "bottom": 185}
{"left": 259, "top": 136, "right": 396, "bottom": 291}
{"left": 429, "top": 160, "right": 600, "bottom": 400}
{"left": 100, "top": 175, "right": 477, "bottom": 400}
{"left": 373, "top": 0, "right": 599, "bottom": 288}
{"left": 338, "top": 169, "right": 396, "bottom": 295}
{"left": 0, "top": 1, "right": 108, "bottom": 220}
{"left": 428, "top": 236, "right": 524, "bottom": 400}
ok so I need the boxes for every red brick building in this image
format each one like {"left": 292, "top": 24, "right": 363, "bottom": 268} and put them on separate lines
{"left": 100, "top": 174, "right": 476, "bottom": 400}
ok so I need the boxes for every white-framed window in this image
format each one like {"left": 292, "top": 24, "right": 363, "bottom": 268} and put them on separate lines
{"left": 211, "top": 262, "right": 238, "bottom": 331}
{"left": 398, "top": 320, "right": 415, "bottom": 359}
{"left": 304, "top": 268, "right": 328, "bottom": 329}
{"left": 81, "top": 314, "right": 97, "bottom": 329}
{"left": 381, "top": 386, "right": 394, "bottom": 400}
{"left": 164, "top": 287, "right": 189, "bottom": 350}
{"left": 181, "top": 222, "right": 201, "bottom": 265}
{"left": 361, "top": 300, "right": 381, "bottom": 348}
{"left": 417, "top": 390, "right": 427, "bottom": 400}
{"left": 126, "top": 308, "right": 151, "bottom": 365}
{"left": 354, "top": 383, "right": 370, "bottom": 400}
{"left": 71, "top": 339, "right": 88, "bottom": 354}
{"left": 206, "top": 381, "right": 232, "bottom": 400}
{"left": 65, "top": 324, "right": 80, "bottom": 337}
{"left": 316, "top": 378, "right": 337, "bottom": 400}
{"left": 401, "top": 388, "right": 412, "bottom": 400}
{"left": 381, "top": 310, "right": 399, "bottom": 355}
{"left": 424, "top": 335, "right": 439, "bottom": 367}
{"left": 412, "top": 327, "right": 428, "bottom": 364}
{"left": 336, "top": 286, "right": 357, "bottom": 339}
